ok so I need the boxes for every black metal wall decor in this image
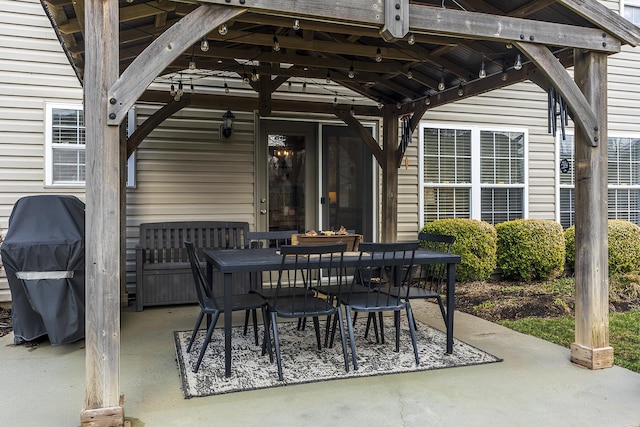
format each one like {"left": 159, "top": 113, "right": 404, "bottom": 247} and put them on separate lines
{"left": 400, "top": 114, "right": 412, "bottom": 155}
{"left": 548, "top": 86, "right": 569, "bottom": 140}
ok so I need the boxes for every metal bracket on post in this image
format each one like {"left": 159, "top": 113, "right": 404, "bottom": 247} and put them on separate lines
{"left": 380, "top": 0, "right": 409, "bottom": 42}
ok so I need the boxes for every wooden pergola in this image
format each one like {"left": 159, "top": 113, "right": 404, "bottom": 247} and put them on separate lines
{"left": 41, "top": 0, "right": 640, "bottom": 425}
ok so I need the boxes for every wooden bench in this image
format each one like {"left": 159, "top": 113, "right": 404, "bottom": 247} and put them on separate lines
{"left": 135, "top": 221, "right": 250, "bottom": 311}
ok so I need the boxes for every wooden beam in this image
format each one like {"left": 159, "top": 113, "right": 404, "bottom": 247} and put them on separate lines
{"left": 380, "top": 0, "right": 409, "bottom": 41}
{"left": 514, "top": 42, "right": 599, "bottom": 146}
{"left": 82, "top": 0, "right": 122, "bottom": 423}
{"left": 408, "top": 3, "right": 620, "bottom": 53}
{"left": 570, "top": 49, "right": 614, "bottom": 370}
{"left": 59, "top": 1, "right": 176, "bottom": 34}
{"left": 138, "top": 90, "right": 382, "bottom": 116}
{"left": 381, "top": 106, "right": 399, "bottom": 242}
{"left": 71, "top": 0, "right": 85, "bottom": 42}
{"left": 258, "top": 75, "right": 272, "bottom": 116}
{"left": 334, "top": 108, "right": 383, "bottom": 166}
{"left": 126, "top": 96, "right": 190, "bottom": 158}
{"left": 395, "top": 100, "right": 429, "bottom": 169}
{"left": 107, "top": 5, "right": 246, "bottom": 125}
{"left": 508, "top": 0, "right": 557, "bottom": 18}
{"left": 199, "top": 0, "right": 383, "bottom": 26}
{"left": 558, "top": 0, "right": 640, "bottom": 46}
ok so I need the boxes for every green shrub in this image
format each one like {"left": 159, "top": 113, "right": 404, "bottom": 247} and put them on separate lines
{"left": 496, "top": 219, "right": 565, "bottom": 281}
{"left": 421, "top": 219, "right": 497, "bottom": 282}
{"left": 565, "top": 220, "right": 640, "bottom": 275}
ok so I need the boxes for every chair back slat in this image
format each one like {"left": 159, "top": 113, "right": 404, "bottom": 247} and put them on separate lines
{"left": 348, "top": 241, "right": 419, "bottom": 306}
{"left": 184, "top": 240, "right": 218, "bottom": 310}
{"left": 247, "top": 230, "right": 297, "bottom": 249}
{"left": 416, "top": 233, "right": 455, "bottom": 294}
{"left": 272, "top": 243, "right": 346, "bottom": 314}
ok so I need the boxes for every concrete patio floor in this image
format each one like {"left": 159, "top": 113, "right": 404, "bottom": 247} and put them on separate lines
{"left": 1, "top": 300, "right": 639, "bottom": 427}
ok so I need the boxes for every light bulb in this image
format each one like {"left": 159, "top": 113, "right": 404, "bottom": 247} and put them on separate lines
{"left": 200, "top": 37, "right": 209, "bottom": 52}
{"left": 302, "top": 82, "right": 307, "bottom": 92}
{"left": 501, "top": 68, "right": 508, "bottom": 81}
{"left": 479, "top": 61, "right": 486, "bottom": 79}
{"left": 242, "top": 73, "right": 249, "bottom": 84}
{"left": 350, "top": 107, "right": 355, "bottom": 116}
{"left": 251, "top": 67, "right": 259, "bottom": 82}
{"left": 396, "top": 102, "right": 401, "bottom": 110}
{"left": 457, "top": 84, "right": 464, "bottom": 96}
{"left": 348, "top": 65, "right": 355, "bottom": 79}
{"left": 169, "top": 84, "right": 176, "bottom": 97}
{"left": 174, "top": 94, "right": 181, "bottom": 101}
{"left": 514, "top": 53, "right": 522, "bottom": 71}
{"left": 326, "top": 71, "right": 331, "bottom": 84}
{"left": 438, "top": 78, "right": 445, "bottom": 92}
{"left": 177, "top": 81, "right": 184, "bottom": 97}
{"left": 407, "top": 67, "right": 413, "bottom": 79}
{"left": 218, "top": 24, "right": 228, "bottom": 35}
{"left": 377, "top": 99, "right": 383, "bottom": 110}
{"left": 408, "top": 33, "right": 415, "bottom": 45}
{"left": 425, "top": 95, "right": 431, "bottom": 106}
{"left": 273, "top": 36, "right": 280, "bottom": 52}
{"left": 375, "top": 47, "right": 382, "bottom": 63}
{"left": 224, "top": 83, "right": 229, "bottom": 93}
{"left": 188, "top": 60, "right": 196, "bottom": 70}
{"left": 292, "top": 19, "right": 300, "bottom": 31}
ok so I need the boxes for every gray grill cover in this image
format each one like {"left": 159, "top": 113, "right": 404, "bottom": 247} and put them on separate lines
{"left": 0, "top": 195, "right": 85, "bottom": 345}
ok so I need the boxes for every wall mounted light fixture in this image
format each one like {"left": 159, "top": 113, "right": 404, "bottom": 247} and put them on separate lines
{"left": 220, "top": 110, "right": 235, "bottom": 139}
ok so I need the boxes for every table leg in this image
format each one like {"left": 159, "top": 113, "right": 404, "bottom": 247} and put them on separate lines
{"left": 224, "top": 271, "right": 233, "bottom": 377}
{"left": 206, "top": 262, "right": 213, "bottom": 327}
{"left": 446, "top": 262, "right": 455, "bottom": 354}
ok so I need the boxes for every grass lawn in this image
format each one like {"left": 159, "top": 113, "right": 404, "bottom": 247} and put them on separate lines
{"left": 499, "top": 309, "right": 640, "bottom": 373}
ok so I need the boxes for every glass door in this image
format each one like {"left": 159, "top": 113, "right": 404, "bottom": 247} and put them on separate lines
{"left": 258, "top": 121, "right": 317, "bottom": 233}
{"left": 321, "top": 124, "right": 375, "bottom": 240}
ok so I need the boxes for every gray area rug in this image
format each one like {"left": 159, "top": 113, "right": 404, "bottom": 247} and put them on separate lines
{"left": 174, "top": 319, "right": 501, "bottom": 398}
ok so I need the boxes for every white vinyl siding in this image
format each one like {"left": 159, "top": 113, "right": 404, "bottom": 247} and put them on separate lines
{"left": 0, "top": 0, "right": 84, "bottom": 302}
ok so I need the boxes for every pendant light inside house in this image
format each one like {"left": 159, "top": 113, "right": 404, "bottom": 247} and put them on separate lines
{"left": 200, "top": 36, "right": 209, "bottom": 52}
{"left": 514, "top": 53, "right": 523, "bottom": 71}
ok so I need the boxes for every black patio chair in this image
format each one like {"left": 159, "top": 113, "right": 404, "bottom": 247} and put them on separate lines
{"left": 266, "top": 243, "right": 350, "bottom": 380}
{"left": 382, "top": 232, "right": 455, "bottom": 324}
{"left": 184, "top": 241, "right": 268, "bottom": 373}
{"left": 341, "top": 241, "right": 421, "bottom": 371}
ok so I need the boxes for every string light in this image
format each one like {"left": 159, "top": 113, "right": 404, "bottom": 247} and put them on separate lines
{"left": 348, "top": 64, "right": 355, "bottom": 79}
{"left": 218, "top": 24, "right": 228, "bottom": 35}
{"left": 169, "top": 83, "right": 176, "bottom": 97}
{"left": 457, "top": 82, "right": 464, "bottom": 96}
{"left": 200, "top": 36, "right": 209, "bottom": 52}
{"left": 251, "top": 67, "right": 259, "bottom": 82}
{"left": 242, "top": 72, "right": 249, "bottom": 84}
{"left": 425, "top": 94, "right": 431, "bottom": 105}
{"left": 190, "top": 78, "right": 194, "bottom": 93}
{"left": 333, "top": 96, "right": 338, "bottom": 106}
{"left": 478, "top": 57, "right": 486, "bottom": 79}
{"left": 177, "top": 81, "right": 184, "bottom": 97}
{"left": 407, "top": 33, "right": 415, "bottom": 45}
{"left": 375, "top": 47, "right": 382, "bottom": 62}
{"left": 514, "top": 53, "right": 523, "bottom": 71}
{"left": 188, "top": 58, "right": 196, "bottom": 70}
{"left": 292, "top": 19, "right": 301, "bottom": 30}
{"left": 272, "top": 36, "right": 281, "bottom": 52}
{"left": 501, "top": 61, "right": 508, "bottom": 81}
{"left": 407, "top": 66, "right": 413, "bottom": 80}
{"left": 377, "top": 99, "right": 383, "bottom": 110}
{"left": 325, "top": 70, "right": 331, "bottom": 84}
{"left": 224, "top": 82, "right": 229, "bottom": 94}
{"left": 438, "top": 75, "right": 445, "bottom": 91}
{"left": 302, "top": 81, "right": 307, "bottom": 92}
{"left": 396, "top": 102, "right": 401, "bottom": 110}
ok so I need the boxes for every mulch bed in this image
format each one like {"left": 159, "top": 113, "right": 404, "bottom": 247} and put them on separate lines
{"left": 0, "top": 306, "right": 11, "bottom": 338}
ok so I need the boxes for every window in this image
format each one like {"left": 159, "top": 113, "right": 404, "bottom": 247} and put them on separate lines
{"left": 557, "top": 135, "right": 640, "bottom": 228}
{"left": 420, "top": 124, "right": 527, "bottom": 226}
{"left": 45, "top": 103, "right": 136, "bottom": 187}
{"left": 623, "top": 2, "right": 640, "bottom": 25}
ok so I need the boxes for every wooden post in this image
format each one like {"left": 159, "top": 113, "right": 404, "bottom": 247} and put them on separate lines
{"left": 570, "top": 49, "right": 614, "bottom": 370}
{"left": 81, "top": 0, "right": 124, "bottom": 424}
{"left": 381, "top": 107, "right": 399, "bottom": 242}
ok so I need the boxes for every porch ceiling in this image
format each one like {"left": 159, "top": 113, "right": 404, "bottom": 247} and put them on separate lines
{"left": 42, "top": 0, "right": 640, "bottom": 115}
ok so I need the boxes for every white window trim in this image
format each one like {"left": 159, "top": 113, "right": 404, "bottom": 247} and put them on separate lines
{"left": 621, "top": 1, "right": 640, "bottom": 24}
{"left": 555, "top": 131, "right": 640, "bottom": 225}
{"left": 419, "top": 122, "right": 529, "bottom": 228}
{"left": 45, "top": 102, "right": 137, "bottom": 188}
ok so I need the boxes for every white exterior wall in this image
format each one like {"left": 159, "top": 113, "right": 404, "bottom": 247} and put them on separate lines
{"left": 0, "top": 0, "right": 84, "bottom": 302}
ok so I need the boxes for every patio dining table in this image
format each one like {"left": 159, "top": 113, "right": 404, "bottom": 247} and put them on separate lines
{"left": 203, "top": 247, "right": 461, "bottom": 377}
